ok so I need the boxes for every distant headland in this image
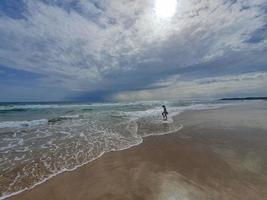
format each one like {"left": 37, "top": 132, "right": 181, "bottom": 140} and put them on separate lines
{"left": 220, "top": 97, "right": 267, "bottom": 100}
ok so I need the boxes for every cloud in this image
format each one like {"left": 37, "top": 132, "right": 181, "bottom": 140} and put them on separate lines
{"left": 0, "top": 0, "right": 266, "bottom": 101}
{"left": 114, "top": 72, "right": 267, "bottom": 101}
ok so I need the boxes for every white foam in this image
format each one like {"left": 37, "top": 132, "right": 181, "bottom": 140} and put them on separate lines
{"left": 0, "top": 102, "right": 232, "bottom": 200}
{"left": 60, "top": 115, "right": 80, "bottom": 119}
{"left": 0, "top": 119, "right": 48, "bottom": 129}
{"left": 91, "top": 100, "right": 166, "bottom": 107}
{"left": 0, "top": 137, "right": 144, "bottom": 200}
{"left": 0, "top": 100, "right": 168, "bottom": 112}
{"left": 143, "top": 124, "right": 184, "bottom": 138}
{"left": 124, "top": 102, "right": 227, "bottom": 124}
{"left": 0, "top": 104, "right": 88, "bottom": 110}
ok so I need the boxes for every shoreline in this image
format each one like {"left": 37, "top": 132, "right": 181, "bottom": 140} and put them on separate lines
{"left": 1, "top": 120, "right": 183, "bottom": 200}
{"left": 0, "top": 101, "right": 210, "bottom": 200}
{"left": 5, "top": 101, "right": 267, "bottom": 200}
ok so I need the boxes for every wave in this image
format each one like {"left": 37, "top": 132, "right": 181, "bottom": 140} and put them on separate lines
{"left": 0, "top": 115, "right": 82, "bottom": 129}
{"left": 0, "top": 108, "right": 28, "bottom": 113}
{"left": 125, "top": 103, "right": 226, "bottom": 120}
{"left": 0, "top": 101, "right": 166, "bottom": 111}
{"left": 0, "top": 101, "right": 232, "bottom": 199}
{"left": 48, "top": 115, "right": 80, "bottom": 124}
{"left": 81, "top": 108, "right": 93, "bottom": 112}
{"left": 0, "top": 103, "right": 228, "bottom": 130}
{"left": 0, "top": 119, "right": 48, "bottom": 129}
{"left": 0, "top": 104, "right": 91, "bottom": 111}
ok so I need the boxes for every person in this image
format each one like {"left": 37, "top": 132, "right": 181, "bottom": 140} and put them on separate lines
{"left": 162, "top": 105, "right": 168, "bottom": 120}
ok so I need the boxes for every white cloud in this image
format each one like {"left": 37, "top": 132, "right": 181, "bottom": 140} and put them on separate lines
{"left": 0, "top": 0, "right": 266, "bottom": 100}
{"left": 114, "top": 72, "right": 267, "bottom": 101}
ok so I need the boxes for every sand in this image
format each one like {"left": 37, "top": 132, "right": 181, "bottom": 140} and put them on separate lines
{"left": 7, "top": 101, "right": 267, "bottom": 200}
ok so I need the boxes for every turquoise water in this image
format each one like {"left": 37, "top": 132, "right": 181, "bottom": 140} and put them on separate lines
{"left": 0, "top": 100, "right": 228, "bottom": 198}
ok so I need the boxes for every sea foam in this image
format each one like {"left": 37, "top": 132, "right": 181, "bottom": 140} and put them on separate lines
{"left": 0, "top": 101, "right": 231, "bottom": 199}
{"left": 0, "top": 119, "right": 48, "bottom": 129}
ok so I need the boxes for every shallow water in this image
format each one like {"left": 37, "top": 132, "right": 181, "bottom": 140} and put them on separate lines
{"left": 0, "top": 100, "right": 230, "bottom": 198}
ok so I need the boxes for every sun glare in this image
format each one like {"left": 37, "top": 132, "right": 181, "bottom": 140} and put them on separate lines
{"left": 155, "top": 0, "right": 177, "bottom": 19}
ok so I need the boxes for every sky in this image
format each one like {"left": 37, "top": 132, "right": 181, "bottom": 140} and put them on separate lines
{"left": 0, "top": 0, "right": 266, "bottom": 102}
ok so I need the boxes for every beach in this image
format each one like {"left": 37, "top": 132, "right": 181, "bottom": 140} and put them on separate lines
{"left": 5, "top": 101, "right": 267, "bottom": 200}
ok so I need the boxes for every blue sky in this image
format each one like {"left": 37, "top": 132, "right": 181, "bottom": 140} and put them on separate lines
{"left": 0, "top": 0, "right": 266, "bottom": 102}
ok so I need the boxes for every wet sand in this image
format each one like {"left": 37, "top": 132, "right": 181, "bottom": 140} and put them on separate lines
{"left": 8, "top": 101, "right": 267, "bottom": 200}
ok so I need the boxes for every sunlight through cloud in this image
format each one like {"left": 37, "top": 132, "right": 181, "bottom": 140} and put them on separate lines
{"left": 154, "top": 0, "right": 177, "bottom": 19}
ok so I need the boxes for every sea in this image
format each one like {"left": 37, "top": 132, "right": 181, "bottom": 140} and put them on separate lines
{"left": 0, "top": 100, "right": 233, "bottom": 199}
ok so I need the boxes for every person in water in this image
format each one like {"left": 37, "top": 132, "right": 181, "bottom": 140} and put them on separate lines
{"left": 162, "top": 105, "right": 168, "bottom": 120}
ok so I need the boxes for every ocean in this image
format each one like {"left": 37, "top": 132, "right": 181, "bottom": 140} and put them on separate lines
{"left": 0, "top": 100, "right": 231, "bottom": 199}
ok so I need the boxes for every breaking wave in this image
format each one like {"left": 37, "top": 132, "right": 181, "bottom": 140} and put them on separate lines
{"left": 0, "top": 101, "right": 229, "bottom": 199}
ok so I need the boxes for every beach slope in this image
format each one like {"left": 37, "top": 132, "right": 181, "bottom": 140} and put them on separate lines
{"left": 8, "top": 102, "right": 267, "bottom": 200}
